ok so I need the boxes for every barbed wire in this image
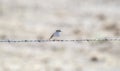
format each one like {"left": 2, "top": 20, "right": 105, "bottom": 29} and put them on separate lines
{"left": 0, "top": 38, "right": 120, "bottom": 43}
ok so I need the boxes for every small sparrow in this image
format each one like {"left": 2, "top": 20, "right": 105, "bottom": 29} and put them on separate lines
{"left": 49, "top": 30, "right": 61, "bottom": 40}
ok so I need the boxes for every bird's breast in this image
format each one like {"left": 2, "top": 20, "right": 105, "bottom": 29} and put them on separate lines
{"left": 54, "top": 32, "right": 60, "bottom": 37}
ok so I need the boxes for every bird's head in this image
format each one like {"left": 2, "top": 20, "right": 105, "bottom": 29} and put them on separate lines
{"left": 56, "top": 30, "right": 61, "bottom": 32}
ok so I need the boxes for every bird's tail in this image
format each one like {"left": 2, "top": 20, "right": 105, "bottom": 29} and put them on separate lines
{"left": 49, "top": 34, "right": 54, "bottom": 40}
{"left": 49, "top": 38, "right": 51, "bottom": 40}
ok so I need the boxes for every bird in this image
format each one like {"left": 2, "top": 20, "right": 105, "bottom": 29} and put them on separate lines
{"left": 49, "top": 30, "right": 61, "bottom": 40}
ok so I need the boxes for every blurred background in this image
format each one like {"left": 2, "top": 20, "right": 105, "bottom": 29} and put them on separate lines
{"left": 0, "top": 0, "right": 120, "bottom": 71}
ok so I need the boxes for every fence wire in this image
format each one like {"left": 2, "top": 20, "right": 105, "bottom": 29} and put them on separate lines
{"left": 0, "top": 38, "right": 120, "bottom": 43}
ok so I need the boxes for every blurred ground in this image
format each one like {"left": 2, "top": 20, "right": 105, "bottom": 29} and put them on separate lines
{"left": 0, "top": 0, "right": 120, "bottom": 71}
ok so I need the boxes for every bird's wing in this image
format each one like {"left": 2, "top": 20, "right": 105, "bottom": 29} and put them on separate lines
{"left": 49, "top": 34, "right": 54, "bottom": 40}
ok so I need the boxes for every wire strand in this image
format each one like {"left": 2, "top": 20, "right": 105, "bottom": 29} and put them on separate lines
{"left": 0, "top": 38, "right": 120, "bottom": 43}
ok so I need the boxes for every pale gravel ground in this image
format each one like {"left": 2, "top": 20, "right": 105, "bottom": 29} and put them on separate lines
{"left": 0, "top": 0, "right": 120, "bottom": 71}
